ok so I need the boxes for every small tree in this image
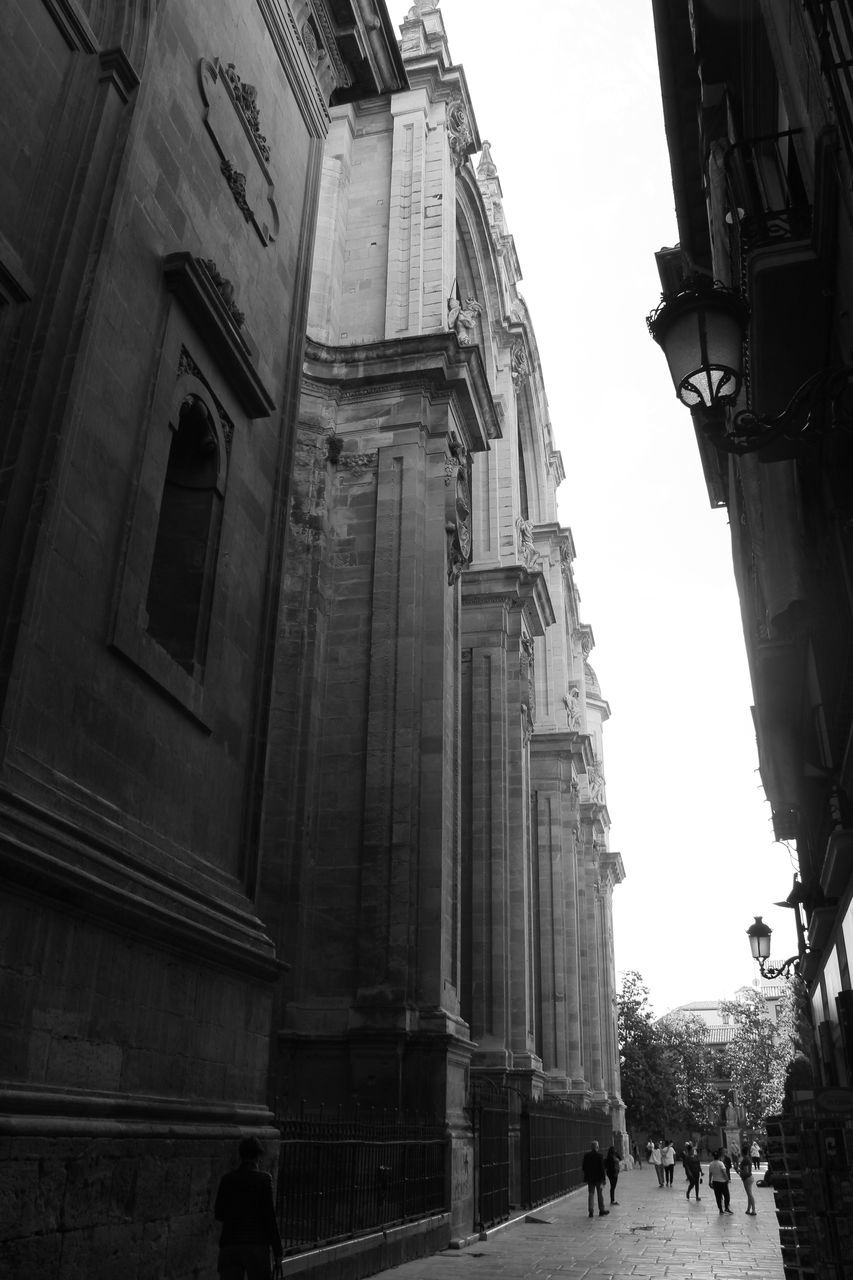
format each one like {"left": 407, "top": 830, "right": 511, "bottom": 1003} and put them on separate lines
{"left": 721, "top": 985, "right": 797, "bottom": 1128}
{"left": 659, "top": 1012, "right": 724, "bottom": 1132}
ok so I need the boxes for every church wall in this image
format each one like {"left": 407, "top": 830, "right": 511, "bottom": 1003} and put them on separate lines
{"left": 0, "top": 0, "right": 400, "bottom": 1272}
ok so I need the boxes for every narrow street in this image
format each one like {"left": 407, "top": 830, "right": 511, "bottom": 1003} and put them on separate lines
{"left": 376, "top": 1165, "right": 784, "bottom": 1280}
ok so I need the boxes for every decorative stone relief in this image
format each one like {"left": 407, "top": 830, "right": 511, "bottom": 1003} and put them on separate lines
{"left": 222, "top": 63, "right": 270, "bottom": 161}
{"left": 199, "top": 58, "right": 280, "bottom": 246}
{"left": 520, "top": 634, "right": 536, "bottom": 742}
{"left": 337, "top": 451, "right": 378, "bottom": 478}
{"left": 587, "top": 765, "right": 606, "bottom": 806}
{"left": 199, "top": 259, "right": 245, "bottom": 329}
{"left": 447, "top": 94, "right": 473, "bottom": 169}
{"left": 447, "top": 293, "right": 482, "bottom": 346}
{"left": 445, "top": 442, "right": 472, "bottom": 585}
{"left": 408, "top": 0, "right": 440, "bottom": 14}
{"left": 511, "top": 341, "right": 530, "bottom": 387}
{"left": 516, "top": 516, "right": 540, "bottom": 571}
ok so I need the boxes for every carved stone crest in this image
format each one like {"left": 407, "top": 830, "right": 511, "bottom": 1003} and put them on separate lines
{"left": 447, "top": 95, "right": 473, "bottom": 169}
{"left": 511, "top": 341, "right": 530, "bottom": 387}
{"left": 199, "top": 58, "right": 280, "bottom": 246}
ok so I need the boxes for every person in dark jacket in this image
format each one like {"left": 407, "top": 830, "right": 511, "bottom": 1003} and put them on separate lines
{"left": 214, "top": 1137, "right": 283, "bottom": 1280}
{"left": 581, "top": 1140, "right": 609, "bottom": 1218}
{"left": 683, "top": 1141, "right": 702, "bottom": 1201}
{"left": 604, "top": 1146, "right": 620, "bottom": 1204}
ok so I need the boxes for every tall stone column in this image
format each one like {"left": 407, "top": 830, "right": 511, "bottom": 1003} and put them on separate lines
{"left": 578, "top": 802, "right": 607, "bottom": 1100}
{"left": 461, "top": 566, "right": 552, "bottom": 1085}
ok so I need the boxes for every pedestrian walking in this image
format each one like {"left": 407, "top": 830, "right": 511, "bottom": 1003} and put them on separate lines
{"left": 632, "top": 1142, "right": 640, "bottom": 1168}
{"left": 604, "top": 1145, "right": 620, "bottom": 1205}
{"left": 581, "top": 1139, "right": 609, "bottom": 1218}
{"left": 214, "top": 1137, "right": 284, "bottom": 1280}
{"left": 645, "top": 1138, "right": 654, "bottom": 1163}
{"left": 683, "top": 1141, "right": 702, "bottom": 1200}
{"left": 708, "top": 1149, "right": 733, "bottom": 1213}
{"left": 650, "top": 1140, "right": 664, "bottom": 1186}
{"left": 750, "top": 1139, "right": 761, "bottom": 1169}
{"left": 661, "top": 1139, "right": 676, "bottom": 1186}
{"left": 739, "top": 1145, "right": 757, "bottom": 1214}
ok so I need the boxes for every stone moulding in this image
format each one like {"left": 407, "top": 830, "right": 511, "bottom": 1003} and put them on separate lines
{"left": 0, "top": 788, "right": 283, "bottom": 982}
{"left": 163, "top": 252, "right": 275, "bottom": 418}
{"left": 303, "top": 332, "right": 501, "bottom": 445}
{"left": 0, "top": 1087, "right": 278, "bottom": 1139}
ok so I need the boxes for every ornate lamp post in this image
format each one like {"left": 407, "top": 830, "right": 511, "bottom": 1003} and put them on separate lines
{"left": 746, "top": 915, "right": 803, "bottom": 980}
{"left": 647, "top": 278, "right": 853, "bottom": 454}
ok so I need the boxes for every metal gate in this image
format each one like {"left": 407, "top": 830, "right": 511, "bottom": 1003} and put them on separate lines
{"left": 521, "top": 1102, "right": 613, "bottom": 1208}
{"left": 474, "top": 1097, "right": 510, "bottom": 1231}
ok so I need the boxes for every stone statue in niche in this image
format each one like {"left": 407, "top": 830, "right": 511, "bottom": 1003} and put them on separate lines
{"left": 447, "top": 294, "right": 482, "bottom": 346}
{"left": 516, "top": 515, "right": 540, "bottom": 570}
{"left": 563, "top": 686, "right": 582, "bottom": 732}
{"left": 511, "top": 342, "right": 530, "bottom": 387}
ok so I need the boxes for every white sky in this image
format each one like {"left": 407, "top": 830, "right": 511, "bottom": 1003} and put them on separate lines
{"left": 386, "top": 0, "right": 800, "bottom": 1014}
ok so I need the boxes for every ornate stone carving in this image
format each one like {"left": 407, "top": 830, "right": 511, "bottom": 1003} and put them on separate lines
{"left": 223, "top": 63, "right": 270, "bottom": 161}
{"left": 446, "top": 443, "right": 472, "bottom": 585}
{"left": 587, "top": 765, "right": 606, "bottom": 806}
{"left": 511, "top": 341, "right": 530, "bottom": 387}
{"left": 338, "top": 451, "right": 378, "bottom": 477}
{"left": 199, "top": 259, "right": 245, "bottom": 328}
{"left": 447, "top": 293, "right": 482, "bottom": 346}
{"left": 301, "top": 20, "right": 320, "bottom": 66}
{"left": 199, "top": 58, "right": 280, "bottom": 246}
{"left": 516, "top": 516, "right": 540, "bottom": 570}
{"left": 447, "top": 95, "right": 473, "bottom": 169}
{"left": 408, "top": 0, "right": 440, "bottom": 14}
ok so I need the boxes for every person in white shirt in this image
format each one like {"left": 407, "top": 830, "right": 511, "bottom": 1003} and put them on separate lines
{"left": 650, "top": 1141, "right": 664, "bottom": 1186}
{"left": 708, "top": 1149, "right": 733, "bottom": 1213}
{"left": 661, "top": 1140, "right": 676, "bottom": 1186}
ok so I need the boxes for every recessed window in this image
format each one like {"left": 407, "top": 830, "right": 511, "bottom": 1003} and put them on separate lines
{"left": 146, "top": 393, "right": 224, "bottom": 677}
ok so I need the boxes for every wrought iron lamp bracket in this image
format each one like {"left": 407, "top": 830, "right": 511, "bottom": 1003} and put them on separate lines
{"left": 710, "top": 365, "right": 853, "bottom": 455}
{"left": 757, "top": 953, "right": 805, "bottom": 980}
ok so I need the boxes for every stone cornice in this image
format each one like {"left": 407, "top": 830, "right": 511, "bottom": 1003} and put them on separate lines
{"left": 303, "top": 332, "right": 500, "bottom": 451}
{"left": 461, "top": 564, "right": 555, "bottom": 636}
{"left": 0, "top": 788, "right": 282, "bottom": 982}
{"left": 599, "top": 848, "right": 626, "bottom": 886}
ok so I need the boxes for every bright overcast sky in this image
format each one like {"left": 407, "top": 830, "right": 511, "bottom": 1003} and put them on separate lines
{"left": 386, "top": 0, "right": 800, "bottom": 1014}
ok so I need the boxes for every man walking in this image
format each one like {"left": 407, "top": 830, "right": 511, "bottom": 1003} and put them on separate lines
{"left": 582, "top": 1140, "right": 609, "bottom": 1218}
{"left": 214, "top": 1137, "right": 284, "bottom": 1280}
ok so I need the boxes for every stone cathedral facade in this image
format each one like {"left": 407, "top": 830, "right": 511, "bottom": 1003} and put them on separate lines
{"left": 262, "top": 0, "right": 626, "bottom": 1225}
{"left": 0, "top": 0, "right": 623, "bottom": 1273}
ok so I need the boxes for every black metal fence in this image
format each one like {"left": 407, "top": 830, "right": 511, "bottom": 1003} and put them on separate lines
{"left": 275, "top": 1106, "right": 449, "bottom": 1255}
{"left": 474, "top": 1097, "right": 511, "bottom": 1231}
{"left": 521, "top": 1101, "right": 614, "bottom": 1208}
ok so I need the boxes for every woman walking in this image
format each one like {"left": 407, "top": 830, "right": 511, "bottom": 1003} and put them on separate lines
{"left": 708, "top": 1149, "right": 732, "bottom": 1213}
{"left": 739, "top": 1145, "right": 757, "bottom": 1214}
{"left": 604, "top": 1145, "right": 620, "bottom": 1205}
{"left": 683, "top": 1142, "right": 702, "bottom": 1200}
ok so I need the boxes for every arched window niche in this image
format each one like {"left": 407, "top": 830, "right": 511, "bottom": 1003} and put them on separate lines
{"left": 146, "top": 383, "right": 227, "bottom": 679}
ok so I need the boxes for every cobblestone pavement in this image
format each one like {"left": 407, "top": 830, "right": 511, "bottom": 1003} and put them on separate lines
{"left": 383, "top": 1165, "right": 784, "bottom": 1280}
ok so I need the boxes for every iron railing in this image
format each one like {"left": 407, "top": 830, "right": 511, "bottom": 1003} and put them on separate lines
{"left": 275, "top": 1106, "right": 449, "bottom": 1255}
{"left": 521, "top": 1102, "right": 614, "bottom": 1208}
{"left": 725, "top": 129, "right": 811, "bottom": 282}
{"left": 473, "top": 1097, "right": 511, "bottom": 1231}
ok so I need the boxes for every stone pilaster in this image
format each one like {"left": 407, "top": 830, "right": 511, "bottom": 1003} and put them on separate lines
{"left": 461, "top": 566, "right": 553, "bottom": 1081}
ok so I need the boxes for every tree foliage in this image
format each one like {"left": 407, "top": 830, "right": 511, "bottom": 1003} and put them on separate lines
{"left": 720, "top": 985, "right": 798, "bottom": 1128}
{"left": 617, "top": 971, "right": 721, "bottom": 1136}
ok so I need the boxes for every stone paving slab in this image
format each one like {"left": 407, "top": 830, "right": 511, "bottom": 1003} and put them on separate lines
{"left": 378, "top": 1166, "right": 784, "bottom": 1280}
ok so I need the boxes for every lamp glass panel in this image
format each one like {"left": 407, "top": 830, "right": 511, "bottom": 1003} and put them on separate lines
{"left": 658, "top": 298, "right": 744, "bottom": 409}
